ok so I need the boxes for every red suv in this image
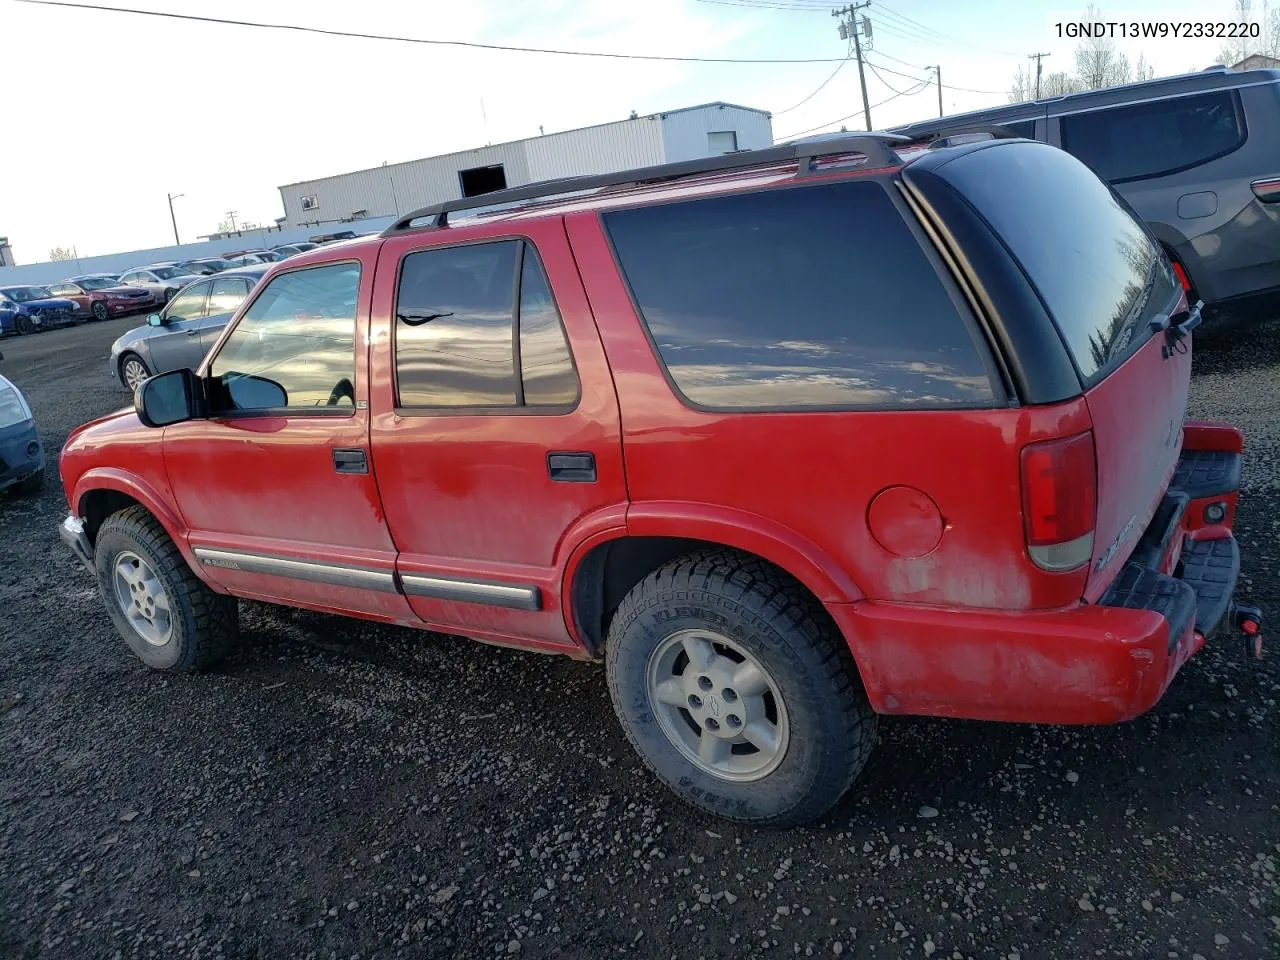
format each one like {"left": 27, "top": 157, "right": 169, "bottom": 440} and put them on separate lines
{"left": 56, "top": 132, "right": 1263, "bottom": 826}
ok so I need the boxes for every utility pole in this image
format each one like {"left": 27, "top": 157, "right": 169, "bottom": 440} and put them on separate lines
{"left": 928, "top": 65, "right": 943, "bottom": 117}
{"left": 225, "top": 210, "right": 239, "bottom": 233}
{"left": 1028, "top": 52, "right": 1050, "bottom": 99}
{"left": 833, "top": 3, "right": 873, "bottom": 131}
{"left": 167, "top": 192, "right": 184, "bottom": 245}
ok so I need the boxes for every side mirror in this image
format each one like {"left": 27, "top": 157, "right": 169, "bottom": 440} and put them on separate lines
{"left": 225, "top": 373, "right": 288, "bottom": 411}
{"left": 135, "top": 368, "right": 203, "bottom": 428}
{"left": 146, "top": 313, "right": 164, "bottom": 326}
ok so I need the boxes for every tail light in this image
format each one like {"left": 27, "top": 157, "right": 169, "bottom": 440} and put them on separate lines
{"left": 1021, "top": 431, "right": 1097, "bottom": 572}
{"left": 1170, "top": 260, "right": 1192, "bottom": 294}
{"left": 1250, "top": 177, "right": 1280, "bottom": 203}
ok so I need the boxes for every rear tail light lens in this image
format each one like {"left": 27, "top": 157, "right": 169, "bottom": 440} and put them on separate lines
{"left": 1021, "top": 431, "right": 1097, "bottom": 572}
{"left": 1170, "top": 260, "right": 1192, "bottom": 293}
{"left": 1250, "top": 177, "right": 1280, "bottom": 204}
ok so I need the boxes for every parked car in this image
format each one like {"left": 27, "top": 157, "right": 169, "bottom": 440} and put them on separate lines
{"left": 309, "top": 232, "right": 357, "bottom": 244}
{"left": 179, "top": 257, "right": 238, "bottom": 276}
{"left": 109, "top": 265, "right": 267, "bottom": 391}
{"left": 0, "top": 350, "right": 44, "bottom": 494}
{"left": 117, "top": 265, "right": 202, "bottom": 304}
{"left": 0, "top": 286, "right": 80, "bottom": 334}
{"left": 225, "top": 254, "right": 270, "bottom": 267}
{"left": 223, "top": 249, "right": 282, "bottom": 263}
{"left": 891, "top": 65, "right": 1280, "bottom": 330}
{"left": 49, "top": 276, "right": 157, "bottom": 321}
{"left": 57, "top": 134, "right": 1263, "bottom": 826}
{"left": 270, "top": 242, "right": 318, "bottom": 259}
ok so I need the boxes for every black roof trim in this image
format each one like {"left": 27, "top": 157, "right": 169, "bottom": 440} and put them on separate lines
{"left": 381, "top": 133, "right": 912, "bottom": 234}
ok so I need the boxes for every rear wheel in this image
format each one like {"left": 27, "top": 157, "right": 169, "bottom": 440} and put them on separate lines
{"left": 162, "top": 287, "right": 177, "bottom": 303}
{"left": 93, "top": 506, "right": 238, "bottom": 671}
{"left": 120, "top": 353, "right": 149, "bottom": 392}
{"left": 14, "top": 315, "right": 33, "bottom": 335}
{"left": 605, "top": 551, "right": 877, "bottom": 826}
{"left": 92, "top": 301, "right": 110, "bottom": 321}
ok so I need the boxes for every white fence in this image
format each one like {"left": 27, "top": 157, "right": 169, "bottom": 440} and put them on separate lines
{"left": 0, "top": 215, "right": 398, "bottom": 287}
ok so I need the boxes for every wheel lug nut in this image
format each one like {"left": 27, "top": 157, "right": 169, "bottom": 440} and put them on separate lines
{"left": 705, "top": 718, "right": 720, "bottom": 731}
{"left": 723, "top": 688, "right": 738, "bottom": 702}
{"left": 688, "top": 694, "right": 702, "bottom": 709}
{"left": 727, "top": 715, "right": 742, "bottom": 728}
{"left": 697, "top": 676, "right": 713, "bottom": 691}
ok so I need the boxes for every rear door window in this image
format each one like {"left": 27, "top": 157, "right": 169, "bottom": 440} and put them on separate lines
{"left": 1060, "top": 90, "right": 1244, "bottom": 182}
{"left": 929, "top": 141, "right": 1180, "bottom": 384}
{"left": 603, "top": 179, "right": 996, "bottom": 410}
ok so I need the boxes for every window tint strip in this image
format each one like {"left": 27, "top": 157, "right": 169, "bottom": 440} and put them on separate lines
{"left": 511, "top": 241, "right": 526, "bottom": 408}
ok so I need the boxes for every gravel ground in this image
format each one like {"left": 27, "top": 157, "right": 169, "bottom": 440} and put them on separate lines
{"left": 1, "top": 316, "right": 1279, "bottom": 960}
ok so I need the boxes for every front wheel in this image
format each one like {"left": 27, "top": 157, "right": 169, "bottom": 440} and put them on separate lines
{"left": 93, "top": 505, "right": 239, "bottom": 671}
{"left": 14, "top": 315, "right": 33, "bottom": 335}
{"left": 92, "top": 301, "right": 110, "bottom": 321}
{"left": 119, "top": 353, "right": 149, "bottom": 392}
{"left": 605, "top": 551, "right": 877, "bottom": 826}
{"left": 162, "top": 287, "right": 177, "bottom": 303}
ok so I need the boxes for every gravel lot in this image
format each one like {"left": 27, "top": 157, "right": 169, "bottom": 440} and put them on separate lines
{"left": 2, "top": 315, "right": 1279, "bottom": 960}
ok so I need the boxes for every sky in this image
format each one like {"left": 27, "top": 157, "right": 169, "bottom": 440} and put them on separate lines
{"left": 0, "top": 0, "right": 1255, "bottom": 263}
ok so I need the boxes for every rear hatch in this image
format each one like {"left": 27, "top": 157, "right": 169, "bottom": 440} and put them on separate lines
{"left": 912, "top": 140, "right": 1190, "bottom": 599}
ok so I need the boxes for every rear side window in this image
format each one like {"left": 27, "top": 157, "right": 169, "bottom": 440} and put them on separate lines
{"left": 394, "top": 240, "right": 578, "bottom": 408}
{"left": 603, "top": 180, "right": 996, "bottom": 410}
{"left": 933, "top": 142, "right": 1180, "bottom": 385}
{"left": 1060, "top": 90, "right": 1244, "bottom": 183}
{"left": 1004, "top": 119, "right": 1036, "bottom": 138}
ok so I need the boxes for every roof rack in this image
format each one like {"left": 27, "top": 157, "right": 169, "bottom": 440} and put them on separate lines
{"left": 381, "top": 133, "right": 912, "bottom": 234}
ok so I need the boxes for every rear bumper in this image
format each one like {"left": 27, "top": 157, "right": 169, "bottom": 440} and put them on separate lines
{"left": 836, "top": 421, "right": 1254, "bottom": 726}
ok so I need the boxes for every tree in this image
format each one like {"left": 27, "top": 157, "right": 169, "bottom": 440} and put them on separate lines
{"left": 48, "top": 246, "right": 74, "bottom": 262}
{"left": 1008, "top": 63, "right": 1034, "bottom": 103}
{"left": 1075, "top": 3, "right": 1131, "bottom": 89}
{"left": 1133, "top": 53, "right": 1154, "bottom": 82}
{"left": 1218, "top": 0, "right": 1280, "bottom": 64}
{"left": 1042, "top": 71, "right": 1083, "bottom": 96}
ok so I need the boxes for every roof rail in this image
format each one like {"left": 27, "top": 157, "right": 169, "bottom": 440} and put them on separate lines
{"left": 381, "top": 133, "right": 911, "bottom": 234}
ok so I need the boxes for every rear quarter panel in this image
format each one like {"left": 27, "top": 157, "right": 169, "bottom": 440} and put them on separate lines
{"left": 566, "top": 211, "right": 1093, "bottom": 612}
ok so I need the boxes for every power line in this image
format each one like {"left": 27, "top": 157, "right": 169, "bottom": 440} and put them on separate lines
{"left": 863, "top": 55, "right": 1005, "bottom": 95}
{"left": 773, "top": 41, "right": 853, "bottom": 115}
{"left": 775, "top": 80, "right": 930, "bottom": 140}
{"left": 871, "top": 2, "right": 1021, "bottom": 57}
{"left": 865, "top": 60, "right": 919, "bottom": 97}
{"left": 14, "top": 0, "right": 856, "bottom": 63}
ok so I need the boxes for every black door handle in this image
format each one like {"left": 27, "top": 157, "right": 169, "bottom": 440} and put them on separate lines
{"left": 548, "top": 452, "right": 596, "bottom": 483}
{"left": 332, "top": 448, "right": 368, "bottom": 474}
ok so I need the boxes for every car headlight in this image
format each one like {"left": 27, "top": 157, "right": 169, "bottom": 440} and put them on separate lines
{"left": 0, "top": 384, "right": 33, "bottom": 429}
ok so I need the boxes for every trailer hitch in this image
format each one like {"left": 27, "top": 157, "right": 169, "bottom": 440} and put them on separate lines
{"left": 1228, "top": 602, "right": 1264, "bottom": 660}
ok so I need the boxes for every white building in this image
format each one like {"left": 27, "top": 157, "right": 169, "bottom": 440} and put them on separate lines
{"left": 276, "top": 102, "right": 773, "bottom": 228}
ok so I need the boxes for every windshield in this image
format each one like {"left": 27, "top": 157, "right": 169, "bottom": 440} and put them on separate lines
{"left": 933, "top": 142, "right": 1179, "bottom": 385}
{"left": 1, "top": 286, "right": 53, "bottom": 302}
{"left": 151, "top": 266, "right": 187, "bottom": 280}
{"left": 78, "top": 277, "right": 117, "bottom": 290}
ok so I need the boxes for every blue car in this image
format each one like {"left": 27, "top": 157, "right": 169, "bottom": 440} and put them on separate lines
{"left": 0, "top": 285, "right": 81, "bottom": 336}
{"left": 0, "top": 351, "right": 44, "bottom": 494}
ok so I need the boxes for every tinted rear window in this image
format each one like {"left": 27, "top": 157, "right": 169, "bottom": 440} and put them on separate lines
{"left": 1060, "top": 90, "right": 1244, "bottom": 183}
{"left": 603, "top": 180, "right": 996, "bottom": 410}
{"left": 935, "top": 142, "right": 1179, "bottom": 384}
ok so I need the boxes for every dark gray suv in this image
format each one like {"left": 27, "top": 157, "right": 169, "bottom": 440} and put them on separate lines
{"left": 892, "top": 65, "right": 1280, "bottom": 330}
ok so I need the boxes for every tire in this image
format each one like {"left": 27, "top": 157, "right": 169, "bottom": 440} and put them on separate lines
{"left": 93, "top": 505, "right": 238, "bottom": 672}
{"left": 162, "top": 287, "right": 177, "bottom": 304}
{"left": 119, "top": 353, "right": 150, "bottom": 392}
{"left": 92, "top": 301, "right": 110, "bottom": 322}
{"left": 14, "top": 315, "right": 33, "bottom": 336}
{"left": 15, "top": 469, "right": 44, "bottom": 495}
{"left": 605, "top": 550, "right": 877, "bottom": 826}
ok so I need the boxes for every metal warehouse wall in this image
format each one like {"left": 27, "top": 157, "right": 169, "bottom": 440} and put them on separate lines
{"left": 0, "top": 216, "right": 396, "bottom": 287}
{"left": 524, "top": 116, "right": 665, "bottom": 182}
{"left": 660, "top": 104, "right": 775, "bottom": 163}
{"left": 278, "top": 104, "right": 770, "bottom": 228}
